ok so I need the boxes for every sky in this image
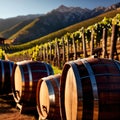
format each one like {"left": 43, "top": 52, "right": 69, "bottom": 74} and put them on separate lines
{"left": 0, "top": 0, "right": 120, "bottom": 19}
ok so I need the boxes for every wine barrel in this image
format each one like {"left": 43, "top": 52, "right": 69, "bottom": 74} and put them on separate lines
{"left": 60, "top": 58, "right": 120, "bottom": 120}
{"left": 12, "top": 61, "right": 54, "bottom": 105}
{"left": 36, "top": 74, "right": 61, "bottom": 120}
{"left": 0, "top": 60, "right": 14, "bottom": 94}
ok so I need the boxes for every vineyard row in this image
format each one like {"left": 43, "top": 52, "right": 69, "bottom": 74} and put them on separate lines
{"left": 4, "top": 14, "right": 120, "bottom": 69}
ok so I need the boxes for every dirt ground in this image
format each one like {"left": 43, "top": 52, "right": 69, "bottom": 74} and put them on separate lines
{"left": 0, "top": 94, "right": 38, "bottom": 120}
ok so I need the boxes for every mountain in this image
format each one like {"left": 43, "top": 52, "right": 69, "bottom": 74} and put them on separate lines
{"left": 0, "top": 2, "right": 120, "bottom": 44}
{"left": 0, "top": 14, "right": 43, "bottom": 32}
{"left": 105, "top": 2, "right": 120, "bottom": 11}
{"left": 0, "top": 19, "right": 35, "bottom": 39}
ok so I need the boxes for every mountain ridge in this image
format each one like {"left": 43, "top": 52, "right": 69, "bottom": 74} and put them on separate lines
{"left": 0, "top": 14, "right": 44, "bottom": 32}
{"left": 0, "top": 2, "right": 120, "bottom": 44}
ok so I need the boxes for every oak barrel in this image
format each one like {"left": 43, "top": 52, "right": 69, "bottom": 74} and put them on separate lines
{"left": 12, "top": 60, "right": 54, "bottom": 106}
{"left": 0, "top": 60, "right": 14, "bottom": 94}
{"left": 36, "top": 74, "right": 61, "bottom": 120}
{"left": 60, "top": 58, "right": 120, "bottom": 120}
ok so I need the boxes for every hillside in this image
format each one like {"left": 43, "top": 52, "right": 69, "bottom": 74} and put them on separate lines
{"left": 1, "top": 2, "right": 120, "bottom": 45}
{"left": 0, "top": 14, "right": 42, "bottom": 33}
{"left": 7, "top": 8, "right": 120, "bottom": 49}
{"left": 4, "top": 13, "right": 120, "bottom": 66}
{"left": 0, "top": 19, "right": 35, "bottom": 41}
{"left": 0, "top": 9, "right": 119, "bottom": 60}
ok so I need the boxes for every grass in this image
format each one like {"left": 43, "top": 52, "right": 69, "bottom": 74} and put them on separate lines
{"left": 52, "top": 66, "right": 62, "bottom": 74}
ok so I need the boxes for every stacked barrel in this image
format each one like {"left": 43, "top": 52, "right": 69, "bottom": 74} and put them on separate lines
{"left": 60, "top": 57, "right": 120, "bottom": 120}
{"left": 0, "top": 57, "right": 120, "bottom": 120}
{"left": 0, "top": 60, "right": 14, "bottom": 94}
{"left": 35, "top": 57, "right": 120, "bottom": 120}
{"left": 11, "top": 60, "right": 54, "bottom": 112}
{"left": 36, "top": 74, "right": 61, "bottom": 120}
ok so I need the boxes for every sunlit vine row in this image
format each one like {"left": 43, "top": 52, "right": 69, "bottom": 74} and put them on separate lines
{"left": 6, "top": 14, "right": 120, "bottom": 61}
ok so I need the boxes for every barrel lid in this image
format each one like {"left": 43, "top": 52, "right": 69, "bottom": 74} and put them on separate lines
{"left": 65, "top": 67, "right": 78, "bottom": 120}
{"left": 39, "top": 81, "right": 50, "bottom": 119}
{"left": 14, "top": 65, "right": 23, "bottom": 102}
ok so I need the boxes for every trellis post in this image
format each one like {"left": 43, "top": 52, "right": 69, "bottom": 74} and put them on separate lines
{"left": 110, "top": 24, "right": 118, "bottom": 59}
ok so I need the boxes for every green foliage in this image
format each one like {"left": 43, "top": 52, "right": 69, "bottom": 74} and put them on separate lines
{"left": 112, "top": 13, "right": 120, "bottom": 26}
{"left": 52, "top": 66, "right": 62, "bottom": 74}
{"left": 4, "top": 13, "right": 120, "bottom": 62}
{"left": 0, "top": 49, "right": 5, "bottom": 60}
{"left": 85, "top": 28, "right": 91, "bottom": 42}
{"left": 1, "top": 8, "right": 119, "bottom": 54}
